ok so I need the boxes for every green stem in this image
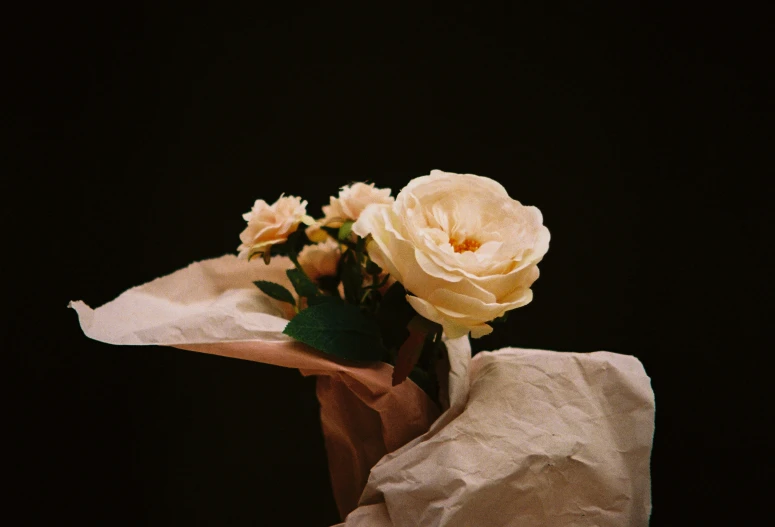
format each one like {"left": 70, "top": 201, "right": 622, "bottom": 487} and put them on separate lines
{"left": 288, "top": 250, "right": 317, "bottom": 284}
{"left": 360, "top": 288, "right": 372, "bottom": 304}
{"left": 287, "top": 251, "right": 302, "bottom": 272}
{"left": 287, "top": 250, "right": 316, "bottom": 310}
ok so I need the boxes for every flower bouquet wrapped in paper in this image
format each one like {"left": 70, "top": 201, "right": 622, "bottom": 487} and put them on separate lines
{"left": 72, "top": 170, "right": 654, "bottom": 526}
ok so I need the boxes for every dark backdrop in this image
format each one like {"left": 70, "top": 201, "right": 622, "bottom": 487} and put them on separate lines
{"left": 6, "top": 3, "right": 769, "bottom": 526}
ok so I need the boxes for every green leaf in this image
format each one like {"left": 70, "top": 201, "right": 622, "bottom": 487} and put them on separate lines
{"left": 338, "top": 220, "right": 354, "bottom": 241}
{"left": 307, "top": 294, "right": 344, "bottom": 306}
{"left": 283, "top": 303, "right": 387, "bottom": 362}
{"left": 286, "top": 268, "right": 320, "bottom": 299}
{"left": 254, "top": 281, "right": 296, "bottom": 305}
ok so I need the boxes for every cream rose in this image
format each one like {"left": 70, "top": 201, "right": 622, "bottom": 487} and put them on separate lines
{"left": 298, "top": 238, "right": 341, "bottom": 282}
{"left": 323, "top": 182, "right": 394, "bottom": 226}
{"left": 352, "top": 170, "right": 550, "bottom": 338}
{"left": 306, "top": 182, "right": 394, "bottom": 241}
{"left": 238, "top": 195, "right": 313, "bottom": 259}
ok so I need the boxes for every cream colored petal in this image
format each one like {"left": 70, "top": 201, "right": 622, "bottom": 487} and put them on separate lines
{"left": 413, "top": 248, "right": 464, "bottom": 283}
{"left": 423, "top": 247, "right": 542, "bottom": 284}
{"left": 364, "top": 241, "right": 403, "bottom": 284}
{"left": 405, "top": 295, "right": 470, "bottom": 339}
{"left": 384, "top": 237, "right": 445, "bottom": 300}
{"left": 469, "top": 324, "right": 494, "bottom": 338}
{"left": 429, "top": 288, "right": 527, "bottom": 323}
{"left": 414, "top": 256, "right": 499, "bottom": 305}
{"left": 408, "top": 293, "right": 496, "bottom": 337}
{"left": 351, "top": 203, "right": 387, "bottom": 237}
{"left": 340, "top": 199, "right": 358, "bottom": 220}
{"left": 404, "top": 170, "right": 509, "bottom": 200}
{"left": 355, "top": 205, "right": 447, "bottom": 299}
{"left": 353, "top": 205, "right": 405, "bottom": 283}
{"left": 499, "top": 286, "right": 533, "bottom": 307}
{"left": 451, "top": 265, "right": 539, "bottom": 304}
{"left": 474, "top": 240, "right": 503, "bottom": 260}
{"left": 433, "top": 305, "right": 496, "bottom": 328}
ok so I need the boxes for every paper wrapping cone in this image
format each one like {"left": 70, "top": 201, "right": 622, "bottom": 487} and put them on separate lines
{"left": 70, "top": 254, "right": 440, "bottom": 519}
{"left": 71, "top": 254, "right": 655, "bottom": 525}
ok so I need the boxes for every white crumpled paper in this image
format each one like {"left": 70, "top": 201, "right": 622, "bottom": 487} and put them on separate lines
{"left": 71, "top": 255, "right": 654, "bottom": 526}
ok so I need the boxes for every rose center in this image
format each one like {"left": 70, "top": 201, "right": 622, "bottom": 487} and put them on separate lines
{"left": 450, "top": 237, "right": 481, "bottom": 253}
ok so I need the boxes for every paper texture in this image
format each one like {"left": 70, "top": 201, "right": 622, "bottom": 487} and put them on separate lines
{"left": 71, "top": 255, "right": 654, "bottom": 526}
{"left": 70, "top": 255, "right": 439, "bottom": 518}
{"left": 340, "top": 347, "right": 654, "bottom": 527}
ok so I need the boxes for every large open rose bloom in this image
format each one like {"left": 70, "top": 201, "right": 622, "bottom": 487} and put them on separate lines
{"left": 352, "top": 170, "right": 550, "bottom": 338}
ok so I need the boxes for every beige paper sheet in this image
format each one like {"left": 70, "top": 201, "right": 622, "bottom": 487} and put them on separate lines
{"left": 70, "top": 255, "right": 440, "bottom": 518}
{"left": 71, "top": 255, "right": 654, "bottom": 526}
{"left": 341, "top": 347, "right": 654, "bottom": 527}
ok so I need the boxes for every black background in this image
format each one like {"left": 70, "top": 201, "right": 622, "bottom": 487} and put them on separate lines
{"left": 6, "top": 3, "right": 770, "bottom": 525}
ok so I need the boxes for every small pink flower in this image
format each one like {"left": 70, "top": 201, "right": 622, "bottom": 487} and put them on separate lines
{"left": 298, "top": 238, "right": 341, "bottom": 282}
{"left": 238, "top": 195, "right": 313, "bottom": 260}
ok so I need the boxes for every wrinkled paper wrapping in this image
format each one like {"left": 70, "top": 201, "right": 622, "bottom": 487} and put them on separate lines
{"left": 341, "top": 348, "right": 654, "bottom": 527}
{"left": 71, "top": 255, "right": 654, "bottom": 526}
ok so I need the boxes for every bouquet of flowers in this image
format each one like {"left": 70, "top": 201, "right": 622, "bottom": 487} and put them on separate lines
{"left": 72, "top": 170, "right": 654, "bottom": 526}
{"left": 238, "top": 170, "right": 549, "bottom": 399}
